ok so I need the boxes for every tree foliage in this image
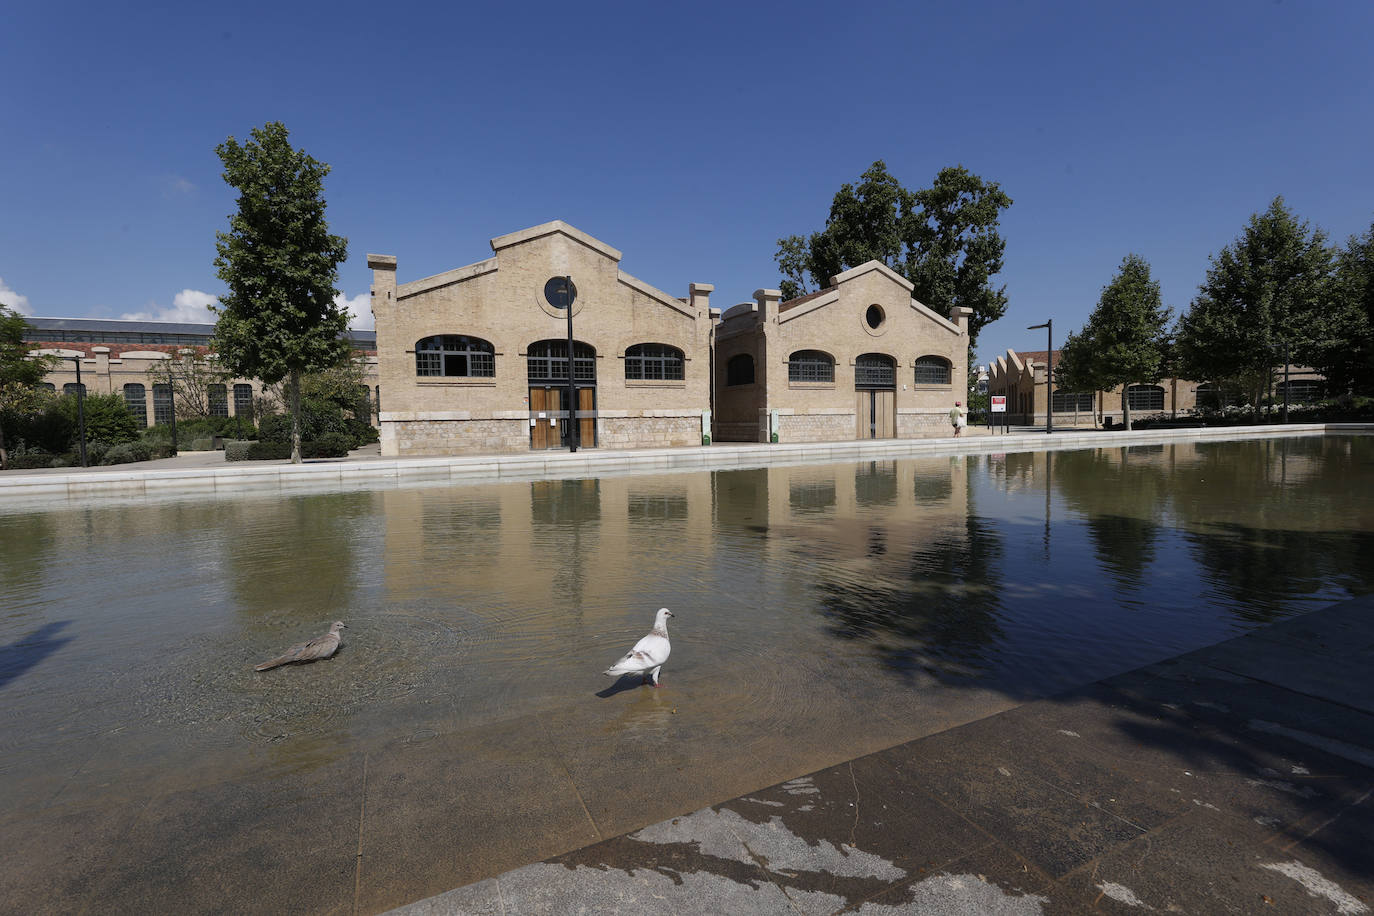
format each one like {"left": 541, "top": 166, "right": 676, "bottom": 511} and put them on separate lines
{"left": 0, "top": 305, "right": 59, "bottom": 469}
{"left": 773, "top": 161, "right": 1011, "bottom": 346}
{"left": 1055, "top": 254, "right": 1172, "bottom": 430}
{"left": 1175, "top": 197, "right": 1332, "bottom": 412}
{"left": 1316, "top": 219, "right": 1374, "bottom": 394}
{"left": 213, "top": 121, "right": 350, "bottom": 462}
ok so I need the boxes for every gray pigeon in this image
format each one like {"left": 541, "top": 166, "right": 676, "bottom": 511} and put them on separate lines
{"left": 255, "top": 621, "right": 347, "bottom": 671}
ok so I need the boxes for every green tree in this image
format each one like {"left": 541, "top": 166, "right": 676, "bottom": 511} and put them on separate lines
{"left": 0, "top": 306, "right": 59, "bottom": 470}
{"left": 213, "top": 121, "right": 350, "bottom": 463}
{"left": 1055, "top": 254, "right": 1172, "bottom": 431}
{"left": 58, "top": 392, "right": 140, "bottom": 445}
{"left": 1175, "top": 197, "right": 1333, "bottom": 417}
{"left": 905, "top": 166, "right": 1013, "bottom": 345}
{"left": 773, "top": 161, "right": 1011, "bottom": 348}
{"left": 1316, "top": 219, "right": 1374, "bottom": 394}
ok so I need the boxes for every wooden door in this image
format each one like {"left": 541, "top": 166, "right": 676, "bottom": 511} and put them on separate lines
{"left": 529, "top": 387, "right": 556, "bottom": 450}
{"left": 874, "top": 389, "right": 895, "bottom": 438}
{"left": 577, "top": 387, "right": 596, "bottom": 448}
{"left": 855, "top": 390, "right": 870, "bottom": 438}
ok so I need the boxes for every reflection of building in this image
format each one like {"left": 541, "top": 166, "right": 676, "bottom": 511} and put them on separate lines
{"left": 368, "top": 222, "right": 715, "bottom": 456}
{"left": 712, "top": 262, "right": 972, "bottom": 442}
{"left": 987, "top": 347, "right": 1325, "bottom": 426}
{"left": 23, "top": 318, "right": 379, "bottom": 426}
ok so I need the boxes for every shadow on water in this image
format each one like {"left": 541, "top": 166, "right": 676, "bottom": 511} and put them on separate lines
{"left": 596, "top": 677, "right": 654, "bottom": 699}
{"left": 0, "top": 621, "right": 73, "bottom": 690}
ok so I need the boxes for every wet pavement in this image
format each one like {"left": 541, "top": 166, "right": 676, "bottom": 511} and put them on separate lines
{"left": 390, "top": 594, "right": 1374, "bottom": 915}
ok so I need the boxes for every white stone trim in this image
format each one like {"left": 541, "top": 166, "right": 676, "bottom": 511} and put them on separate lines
{"left": 489, "top": 220, "right": 623, "bottom": 262}
{"left": 617, "top": 271, "right": 696, "bottom": 317}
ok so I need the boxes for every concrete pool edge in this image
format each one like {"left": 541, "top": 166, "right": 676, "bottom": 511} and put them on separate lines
{"left": 1, "top": 422, "right": 1368, "bottom": 506}
{"left": 384, "top": 591, "right": 1374, "bottom": 915}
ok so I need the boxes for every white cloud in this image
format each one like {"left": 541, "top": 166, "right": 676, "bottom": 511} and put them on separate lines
{"left": 337, "top": 291, "right": 373, "bottom": 330}
{"left": 0, "top": 276, "right": 33, "bottom": 316}
{"left": 166, "top": 176, "right": 196, "bottom": 195}
{"left": 121, "top": 289, "right": 219, "bottom": 323}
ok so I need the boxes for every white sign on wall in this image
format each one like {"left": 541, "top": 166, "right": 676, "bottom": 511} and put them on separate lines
{"left": 991, "top": 396, "right": 1007, "bottom": 413}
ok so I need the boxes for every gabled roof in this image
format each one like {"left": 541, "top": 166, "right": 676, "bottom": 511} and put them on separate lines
{"left": 489, "top": 220, "right": 622, "bottom": 262}
{"left": 778, "top": 289, "right": 829, "bottom": 313}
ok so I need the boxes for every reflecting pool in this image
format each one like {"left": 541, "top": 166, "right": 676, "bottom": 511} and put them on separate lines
{"left": 2, "top": 434, "right": 1371, "bottom": 910}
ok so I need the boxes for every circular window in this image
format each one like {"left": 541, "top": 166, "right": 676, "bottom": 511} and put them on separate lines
{"left": 544, "top": 277, "right": 577, "bottom": 309}
{"left": 865, "top": 304, "right": 885, "bottom": 329}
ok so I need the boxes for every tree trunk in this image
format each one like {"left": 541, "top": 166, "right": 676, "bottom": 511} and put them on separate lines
{"left": 289, "top": 369, "right": 303, "bottom": 464}
{"left": 0, "top": 418, "right": 8, "bottom": 471}
{"left": 1122, "top": 386, "right": 1132, "bottom": 431}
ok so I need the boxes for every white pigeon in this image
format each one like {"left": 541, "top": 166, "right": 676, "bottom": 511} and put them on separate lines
{"left": 603, "top": 608, "right": 673, "bottom": 686}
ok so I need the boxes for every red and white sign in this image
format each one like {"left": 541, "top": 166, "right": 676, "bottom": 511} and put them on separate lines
{"left": 991, "top": 396, "right": 1007, "bottom": 413}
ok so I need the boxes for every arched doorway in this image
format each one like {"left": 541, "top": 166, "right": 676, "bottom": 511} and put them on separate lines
{"left": 855, "top": 353, "right": 896, "bottom": 439}
{"left": 527, "top": 339, "right": 597, "bottom": 449}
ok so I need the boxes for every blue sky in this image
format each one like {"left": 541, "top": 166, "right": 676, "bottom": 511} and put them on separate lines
{"left": 3, "top": 1, "right": 1371, "bottom": 367}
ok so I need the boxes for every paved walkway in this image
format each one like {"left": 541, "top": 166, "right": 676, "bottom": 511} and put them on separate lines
{"left": 390, "top": 595, "right": 1374, "bottom": 916}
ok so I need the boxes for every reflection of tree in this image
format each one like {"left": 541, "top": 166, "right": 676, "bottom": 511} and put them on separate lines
{"left": 1168, "top": 436, "right": 1374, "bottom": 617}
{"left": 1052, "top": 447, "right": 1167, "bottom": 590}
{"left": 1182, "top": 524, "right": 1374, "bottom": 622}
{"left": 816, "top": 515, "right": 1005, "bottom": 682}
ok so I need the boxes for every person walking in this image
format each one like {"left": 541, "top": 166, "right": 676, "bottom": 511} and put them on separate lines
{"left": 949, "top": 401, "right": 967, "bottom": 437}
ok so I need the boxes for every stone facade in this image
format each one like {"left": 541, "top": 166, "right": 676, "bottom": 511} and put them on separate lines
{"left": 986, "top": 347, "right": 1327, "bottom": 427}
{"left": 369, "top": 221, "right": 715, "bottom": 456}
{"left": 713, "top": 261, "right": 972, "bottom": 443}
{"left": 22, "top": 320, "right": 379, "bottom": 428}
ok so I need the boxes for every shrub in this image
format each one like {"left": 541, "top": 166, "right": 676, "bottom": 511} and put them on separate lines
{"left": 1, "top": 402, "right": 74, "bottom": 454}
{"left": 223, "top": 440, "right": 255, "bottom": 461}
{"left": 302, "top": 433, "right": 353, "bottom": 458}
{"left": 58, "top": 393, "right": 140, "bottom": 445}
{"left": 82, "top": 440, "right": 113, "bottom": 465}
{"left": 100, "top": 441, "right": 153, "bottom": 465}
{"left": 346, "top": 418, "right": 380, "bottom": 447}
{"left": 7, "top": 450, "right": 56, "bottom": 470}
{"left": 246, "top": 440, "right": 291, "bottom": 460}
{"left": 188, "top": 437, "right": 217, "bottom": 452}
{"left": 258, "top": 397, "right": 350, "bottom": 444}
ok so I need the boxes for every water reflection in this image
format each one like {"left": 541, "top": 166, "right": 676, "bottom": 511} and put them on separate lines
{"left": 1, "top": 436, "right": 1370, "bottom": 834}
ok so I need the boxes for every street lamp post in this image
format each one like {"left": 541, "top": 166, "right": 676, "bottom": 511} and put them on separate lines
{"left": 65, "top": 356, "right": 89, "bottom": 467}
{"left": 1027, "top": 319, "right": 1053, "bottom": 435}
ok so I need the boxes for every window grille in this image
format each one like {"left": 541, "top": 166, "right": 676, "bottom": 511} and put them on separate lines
{"left": 1275, "top": 380, "right": 1322, "bottom": 403}
{"left": 1126, "top": 385, "right": 1165, "bottom": 411}
{"left": 123, "top": 384, "right": 147, "bottom": 425}
{"left": 913, "top": 356, "right": 951, "bottom": 385}
{"left": 153, "top": 384, "right": 174, "bottom": 424}
{"left": 526, "top": 340, "right": 596, "bottom": 382}
{"left": 854, "top": 354, "right": 895, "bottom": 388}
{"left": 1051, "top": 391, "right": 1094, "bottom": 412}
{"left": 788, "top": 350, "right": 834, "bottom": 383}
{"left": 208, "top": 384, "right": 229, "bottom": 417}
{"left": 233, "top": 384, "right": 254, "bottom": 418}
{"left": 415, "top": 335, "right": 495, "bottom": 377}
{"left": 625, "top": 344, "right": 684, "bottom": 380}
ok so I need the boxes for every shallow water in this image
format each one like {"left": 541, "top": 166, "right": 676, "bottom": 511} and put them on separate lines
{"left": 2, "top": 435, "right": 1372, "bottom": 832}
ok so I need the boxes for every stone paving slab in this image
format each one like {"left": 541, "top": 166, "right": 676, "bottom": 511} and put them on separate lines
{"left": 389, "top": 595, "right": 1374, "bottom": 915}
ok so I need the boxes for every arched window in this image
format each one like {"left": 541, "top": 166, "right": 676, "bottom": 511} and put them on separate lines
{"left": 625, "top": 343, "right": 684, "bottom": 381}
{"left": 854, "top": 354, "right": 895, "bottom": 388}
{"left": 913, "top": 356, "right": 951, "bottom": 385}
{"left": 1126, "top": 384, "right": 1165, "bottom": 411}
{"left": 123, "top": 384, "right": 147, "bottom": 425}
{"left": 208, "top": 383, "right": 229, "bottom": 417}
{"left": 726, "top": 354, "right": 754, "bottom": 386}
{"left": 153, "top": 383, "right": 174, "bottom": 425}
{"left": 35, "top": 382, "right": 56, "bottom": 393}
{"left": 233, "top": 384, "right": 254, "bottom": 418}
{"left": 788, "top": 350, "right": 834, "bottom": 383}
{"left": 63, "top": 382, "right": 86, "bottom": 397}
{"left": 526, "top": 340, "right": 596, "bottom": 382}
{"left": 1051, "top": 391, "right": 1093, "bottom": 412}
{"left": 415, "top": 335, "right": 495, "bottom": 377}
